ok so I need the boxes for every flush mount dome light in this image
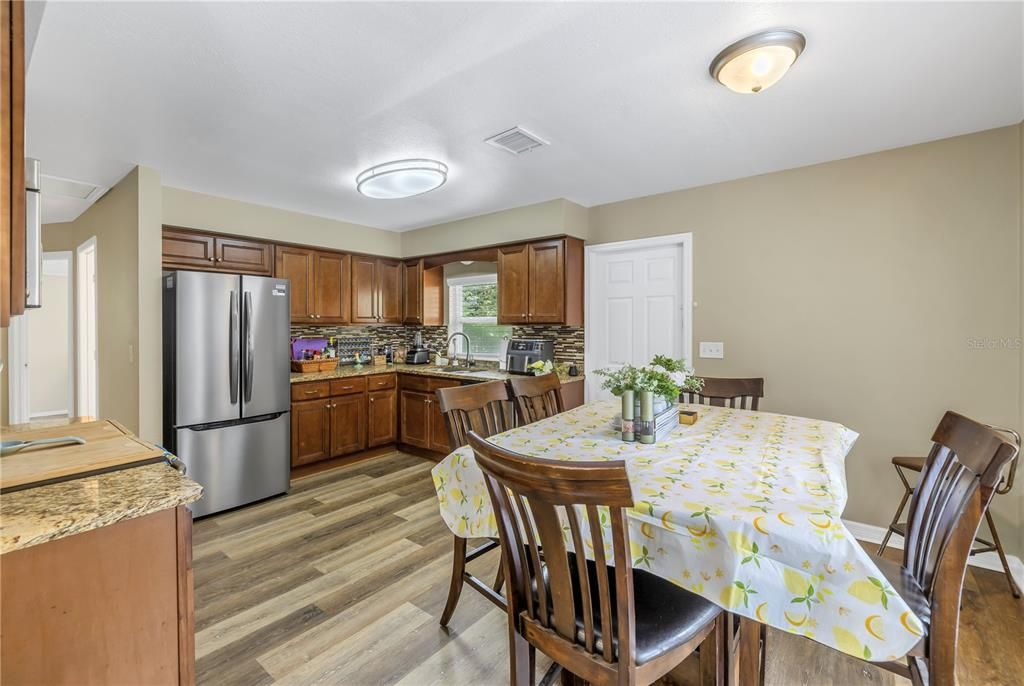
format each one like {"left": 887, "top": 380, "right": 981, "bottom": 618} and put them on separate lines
{"left": 356, "top": 159, "right": 448, "bottom": 199}
{"left": 710, "top": 29, "right": 806, "bottom": 94}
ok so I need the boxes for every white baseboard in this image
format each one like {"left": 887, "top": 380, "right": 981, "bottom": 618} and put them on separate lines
{"left": 844, "top": 519, "right": 1024, "bottom": 592}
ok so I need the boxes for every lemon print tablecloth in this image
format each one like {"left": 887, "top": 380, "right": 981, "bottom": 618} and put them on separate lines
{"left": 431, "top": 400, "right": 925, "bottom": 662}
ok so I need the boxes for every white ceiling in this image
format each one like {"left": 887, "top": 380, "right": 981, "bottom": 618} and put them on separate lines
{"left": 26, "top": 2, "right": 1023, "bottom": 229}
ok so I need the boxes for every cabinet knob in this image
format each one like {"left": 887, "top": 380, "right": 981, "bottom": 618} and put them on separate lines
{"left": 216, "top": 257, "right": 223, "bottom": 262}
{"left": 208, "top": 257, "right": 215, "bottom": 262}
{"left": 521, "top": 314, "right": 526, "bottom": 318}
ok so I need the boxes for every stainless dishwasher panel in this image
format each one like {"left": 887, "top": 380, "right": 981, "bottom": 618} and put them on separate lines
{"left": 175, "top": 412, "right": 290, "bottom": 518}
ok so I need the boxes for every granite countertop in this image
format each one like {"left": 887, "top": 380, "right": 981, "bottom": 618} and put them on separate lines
{"left": 1, "top": 462, "right": 203, "bottom": 555}
{"left": 290, "top": 361, "right": 585, "bottom": 385}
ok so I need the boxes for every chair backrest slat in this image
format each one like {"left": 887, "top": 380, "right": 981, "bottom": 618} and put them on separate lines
{"left": 565, "top": 505, "right": 595, "bottom": 653}
{"left": 436, "top": 381, "right": 516, "bottom": 449}
{"left": 903, "top": 412, "right": 1019, "bottom": 599}
{"left": 470, "top": 432, "right": 635, "bottom": 666}
{"left": 509, "top": 374, "right": 566, "bottom": 425}
{"left": 680, "top": 376, "right": 764, "bottom": 411}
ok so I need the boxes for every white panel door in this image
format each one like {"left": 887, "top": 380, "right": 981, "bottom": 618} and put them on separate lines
{"left": 587, "top": 244, "right": 685, "bottom": 400}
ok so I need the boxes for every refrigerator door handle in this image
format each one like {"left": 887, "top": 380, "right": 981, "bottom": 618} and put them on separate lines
{"left": 244, "top": 291, "right": 255, "bottom": 402}
{"left": 229, "top": 290, "right": 240, "bottom": 404}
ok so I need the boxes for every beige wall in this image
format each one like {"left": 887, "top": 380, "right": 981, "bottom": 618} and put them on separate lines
{"left": 400, "top": 199, "right": 589, "bottom": 256}
{"left": 162, "top": 186, "right": 402, "bottom": 257}
{"left": 588, "top": 125, "right": 1023, "bottom": 555}
{"left": 70, "top": 169, "right": 143, "bottom": 433}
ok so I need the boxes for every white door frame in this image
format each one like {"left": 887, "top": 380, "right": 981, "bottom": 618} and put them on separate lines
{"left": 7, "top": 251, "right": 76, "bottom": 423}
{"left": 7, "top": 310, "right": 30, "bottom": 424}
{"left": 584, "top": 233, "right": 694, "bottom": 399}
{"left": 76, "top": 236, "right": 99, "bottom": 419}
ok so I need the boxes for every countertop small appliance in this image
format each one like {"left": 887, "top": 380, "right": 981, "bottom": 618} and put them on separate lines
{"left": 506, "top": 338, "right": 555, "bottom": 375}
{"left": 405, "top": 347, "right": 431, "bottom": 365}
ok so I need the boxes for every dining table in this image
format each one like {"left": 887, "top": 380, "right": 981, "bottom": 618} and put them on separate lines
{"left": 431, "top": 399, "right": 926, "bottom": 680}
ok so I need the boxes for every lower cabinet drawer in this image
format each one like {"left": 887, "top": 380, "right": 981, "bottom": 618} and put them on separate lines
{"left": 330, "top": 377, "right": 368, "bottom": 396}
{"left": 366, "top": 373, "right": 397, "bottom": 391}
{"left": 291, "top": 382, "right": 330, "bottom": 401}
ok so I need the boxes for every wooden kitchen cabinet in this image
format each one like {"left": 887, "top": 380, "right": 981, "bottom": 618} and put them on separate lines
{"left": 291, "top": 397, "right": 331, "bottom": 467}
{"left": 1, "top": 507, "right": 195, "bottom": 686}
{"left": 497, "top": 237, "right": 583, "bottom": 326}
{"left": 275, "top": 245, "right": 349, "bottom": 324}
{"left": 399, "top": 390, "right": 431, "bottom": 450}
{"left": 1, "top": 0, "right": 26, "bottom": 328}
{"left": 367, "top": 389, "right": 397, "bottom": 447}
{"left": 497, "top": 244, "right": 530, "bottom": 324}
{"left": 162, "top": 227, "right": 272, "bottom": 275}
{"left": 402, "top": 259, "right": 443, "bottom": 326}
{"left": 276, "top": 245, "right": 316, "bottom": 322}
{"left": 351, "top": 256, "right": 402, "bottom": 324}
{"left": 330, "top": 393, "right": 366, "bottom": 456}
{"left": 314, "top": 251, "right": 350, "bottom": 324}
{"left": 214, "top": 235, "right": 273, "bottom": 275}
{"left": 428, "top": 393, "right": 453, "bottom": 453}
{"left": 398, "top": 375, "right": 459, "bottom": 453}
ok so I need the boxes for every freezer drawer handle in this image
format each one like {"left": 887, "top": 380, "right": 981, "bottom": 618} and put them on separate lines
{"left": 244, "top": 291, "right": 255, "bottom": 402}
{"left": 229, "top": 291, "right": 240, "bottom": 404}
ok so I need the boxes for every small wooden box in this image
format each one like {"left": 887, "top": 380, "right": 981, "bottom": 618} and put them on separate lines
{"left": 679, "top": 410, "right": 699, "bottom": 426}
{"left": 291, "top": 359, "right": 338, "bottom": 373}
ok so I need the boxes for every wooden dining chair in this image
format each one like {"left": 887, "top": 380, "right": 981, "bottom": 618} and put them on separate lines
{"left": 508, "top": 373, "right": 565, "bottom": 425}
{"left": 468, "top": 431, "right": 725, "bottom": 686}
{"left": 435, "top": 381, "right": 516, "bottom": 627}
{"left": 830, "top": 411, "right": 1019, "bottom": 686}
{"left": 680, "top": 377, "right": 764, "bottom": 411}
{"left": 878, "top": 424, "right": 1021, "bottom": 598}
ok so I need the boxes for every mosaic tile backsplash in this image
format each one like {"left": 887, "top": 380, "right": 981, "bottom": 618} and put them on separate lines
{"left": 290, "top": 324, "right": 584, "bottom": 366}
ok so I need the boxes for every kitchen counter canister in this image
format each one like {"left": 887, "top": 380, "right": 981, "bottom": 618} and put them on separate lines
{"left": 290, "top": 361, "right": 585, "bottom": 386}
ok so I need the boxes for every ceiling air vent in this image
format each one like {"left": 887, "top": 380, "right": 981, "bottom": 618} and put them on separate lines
{"left": 484, "top": 126, "right": 548, "bottom": 155}
{"left": 40, "top": 174, "right": 108, "bottom": 202}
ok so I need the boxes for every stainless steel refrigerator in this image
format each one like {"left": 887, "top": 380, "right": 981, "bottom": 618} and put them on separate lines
{"left": 163, "top": 271, "right": 291, "bottom": 517}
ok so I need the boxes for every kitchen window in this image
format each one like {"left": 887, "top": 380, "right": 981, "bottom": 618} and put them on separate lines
{"left": 447, "top": 275, "right": 512, "bottom": 360}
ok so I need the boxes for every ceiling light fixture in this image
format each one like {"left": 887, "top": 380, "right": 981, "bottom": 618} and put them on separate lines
{"left": 356, "top": 159, "right": 448, "bottom": 199}
{"left": 709, "top": 29, "right": 806, "bottom": 94}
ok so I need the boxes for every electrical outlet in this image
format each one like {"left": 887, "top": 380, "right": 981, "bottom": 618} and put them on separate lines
{"left": 699, "top": 341, "right": 724, "bottom": 359}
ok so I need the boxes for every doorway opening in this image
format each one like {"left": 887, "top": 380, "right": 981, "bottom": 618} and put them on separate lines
{"left": 7, "top": 251, "right": 75, "bottom": 423}
{"left": 76, "top": 236, "right": 98, "bottom": 419}
{"left": 584, "top": 233, "right": 693, "bottom": 401}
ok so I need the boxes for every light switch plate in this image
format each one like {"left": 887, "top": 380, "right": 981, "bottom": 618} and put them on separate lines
{"left": 699, "top": 341, "right": 724, "bottom": 359}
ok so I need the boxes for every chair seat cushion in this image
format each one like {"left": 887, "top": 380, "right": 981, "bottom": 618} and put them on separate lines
{"left": 565, "top": 554, "right": 720, "bottom": 665}
{"left": 870, "top": 555, "right": 931, "bottom": 633}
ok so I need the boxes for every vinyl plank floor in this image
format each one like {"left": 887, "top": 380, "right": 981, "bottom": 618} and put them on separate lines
{"left": 193, "top": 450, "right": 1024, "bottom": 686}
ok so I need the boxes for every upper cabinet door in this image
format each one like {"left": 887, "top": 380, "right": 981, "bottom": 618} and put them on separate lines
{"left": 528, "top": 239, "right": 565, "bottom": 323}
{"left": 377, "top": 259, "right": 403, "bottom": 323}
{"left": 402, "top": 260, "right": 422, "bottom": 325}
{"left": 497, "top": 244, "right": 530, "bottom": 324}
{"left": 274, "top": 246, "right": 315, "bottom": 322}
{"left": 314, "top": 251, "right": 349, "bottom": 324}
{"left": 350, "top": 255, "right": 378, "bottom": 324}
{"left": 163, "top": 229, "right": 217, "bottom": 270}
{"left": 215, "top": 236, "right": 273, "bottom": 275}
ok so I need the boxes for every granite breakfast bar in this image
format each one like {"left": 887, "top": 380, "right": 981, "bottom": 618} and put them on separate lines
{"left": 1, "top": 425, "right": 203, "bottom": 686}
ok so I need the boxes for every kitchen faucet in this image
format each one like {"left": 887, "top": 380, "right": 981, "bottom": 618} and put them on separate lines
{"left": 445, "top": 332, "right": 474, "bottom": 367}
